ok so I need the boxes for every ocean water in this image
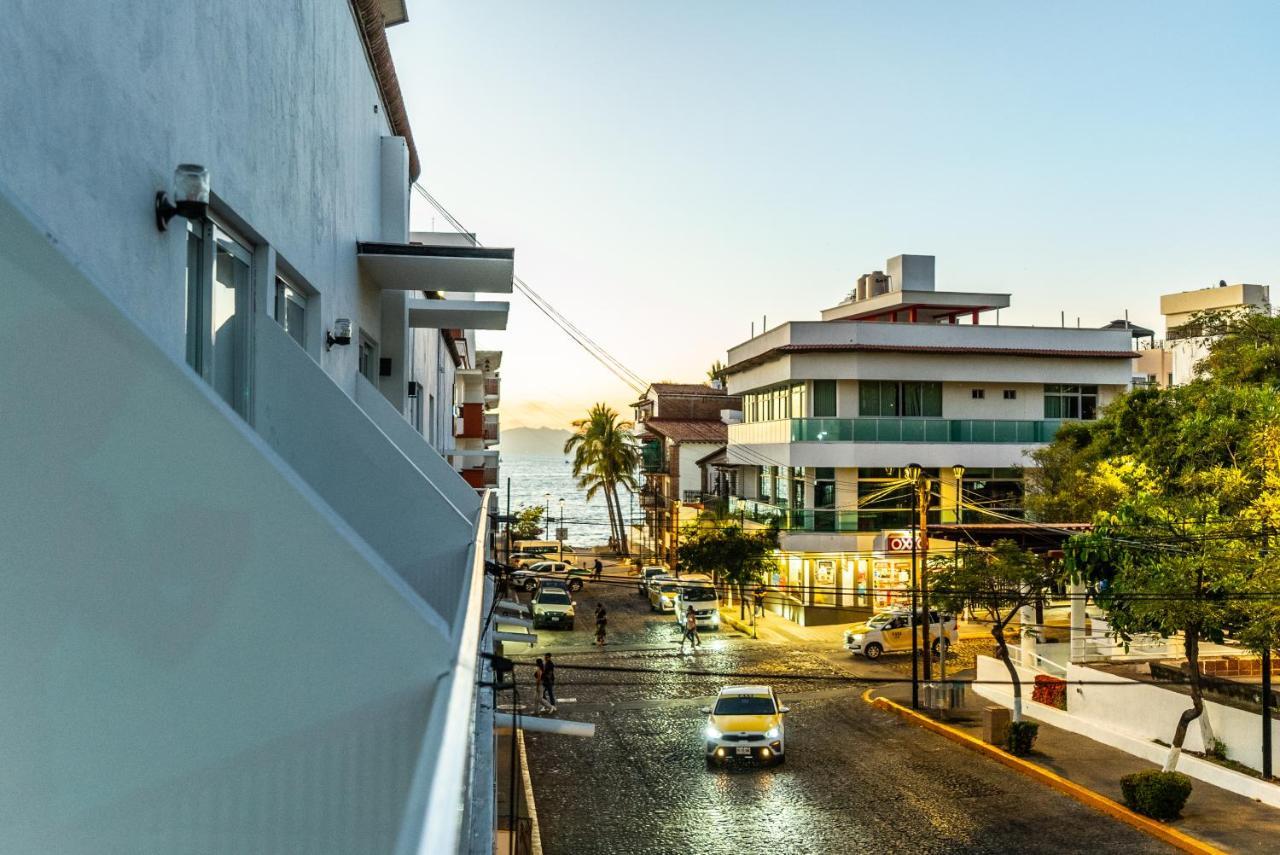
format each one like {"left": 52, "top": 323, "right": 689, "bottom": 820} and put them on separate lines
{"left": 495, "top": 454, "right": 636, "bottom": 548}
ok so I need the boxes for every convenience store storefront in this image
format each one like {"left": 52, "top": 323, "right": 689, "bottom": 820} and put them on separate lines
{"left": 765, "top": 531, "right": 951, "bottom": 626}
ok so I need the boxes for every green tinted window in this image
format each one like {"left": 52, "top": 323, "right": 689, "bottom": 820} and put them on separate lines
{"left": 813, "top": 380, "right": 837, "bottom": 417}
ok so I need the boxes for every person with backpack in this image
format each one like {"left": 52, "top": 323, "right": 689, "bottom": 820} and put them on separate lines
{"left": 753, "top": 584, "right": 767, "bottom": 618}
{"left": 533, "top": 658, "right": 554, "bottom": 714}
{"left": 542, "top": 653, "right": 557, "bottom": 711}
{"left": 593, "top": 557, "right": 604, "bottom": 581}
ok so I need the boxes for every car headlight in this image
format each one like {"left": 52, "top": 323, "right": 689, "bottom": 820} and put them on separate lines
{"left": 565, "top": 608, "right": 575, "bottom": 617}
{"left": 764, "top": 726, "right": 781, "bottom": 740}
{"left": 661, "top": 596, "right": 671, "bottom": 605}
{"left": 851, "top": 633, "right": 864, "bottom": 643}
{"left": 704, "top": 723, "right": 722, "bottom": 740}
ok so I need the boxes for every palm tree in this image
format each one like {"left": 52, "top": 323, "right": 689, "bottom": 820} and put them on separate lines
{"left": 564, "top": 404, "right": 639, "bottom": 555}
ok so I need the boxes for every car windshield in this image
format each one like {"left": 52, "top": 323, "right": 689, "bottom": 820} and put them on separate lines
{"left": 537, "top": 591, "right": 572, "bottom": 605}
{"left": 713, "top": 695, "right": 776, "bottom": 715}
{"left": 682, "top": 587, "right": 717, "bottom": 600}
{"left": 868, "top": 613, "right": 894, "bottom": 628}
{"left": 658, "top": 583, "right": 681, "bottom": 594}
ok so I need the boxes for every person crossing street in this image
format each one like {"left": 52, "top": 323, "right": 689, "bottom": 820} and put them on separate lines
{"left": 679, "top": 605, "right": 701, "bottom": 653}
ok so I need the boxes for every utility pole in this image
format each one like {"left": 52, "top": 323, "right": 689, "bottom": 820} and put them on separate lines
{"left": 918, "top": 473, "right": 933, "bottom": 684}
{"left": 1264, "top": 645, "right": 1273, "bottom": 778}
{"left": 908, "top": 464, "right": 921, "bottom": 710}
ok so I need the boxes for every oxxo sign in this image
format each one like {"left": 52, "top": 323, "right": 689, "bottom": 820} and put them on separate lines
{"left": 884, "top": 532, "right": 917, "bottom": 552}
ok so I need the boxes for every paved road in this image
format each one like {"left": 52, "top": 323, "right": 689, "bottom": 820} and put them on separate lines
{"left": 514, "top": 572, "right": 1170, "bottom": 855}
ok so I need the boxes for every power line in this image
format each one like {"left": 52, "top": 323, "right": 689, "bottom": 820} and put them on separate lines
{"left": 412, "top": 184, "right": 649, "bottom": 394}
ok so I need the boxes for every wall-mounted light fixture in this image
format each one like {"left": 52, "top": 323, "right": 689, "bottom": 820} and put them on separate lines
{"left": 155, "top": 164, "right": 210, "bottom": 231}
{"left": 326, "top": 318, "right": 353, "bottom": 350}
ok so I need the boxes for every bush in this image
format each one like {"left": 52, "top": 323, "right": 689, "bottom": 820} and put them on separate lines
{"left": 1007, "top": 720, "right": 1039, "bottom": 755}
{"left": 1031, "top": 675, "right": 1067, "bottom": 710}
{"left": 1206, "top": 738, "right": 1228, "bottom": 761}
{"left": 1120, "top": 770, "right": 1193, "bottom": 820}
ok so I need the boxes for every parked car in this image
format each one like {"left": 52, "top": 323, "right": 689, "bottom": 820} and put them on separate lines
{"left": 637, "top": 565, "right": 669, "bottom": 595}
{"left": 673, "top": 582, "right": 721, "bottom": 629}
{"left": 508, "top": 552, "right": 542, "bottom": 569}
{"left": 648, "top": 576, "right": 683, "bottom": 612}
{"left": 512, "top": 561, "right": 588, "bottom": 592}
{"left": 531, "top": 586, "right": 576, "bottom": 630}
{"left": 702, "top": 685, "right": 788, "bottom": 766}
{"left": 843, "top": 608, "right": 957, "bottom": 659}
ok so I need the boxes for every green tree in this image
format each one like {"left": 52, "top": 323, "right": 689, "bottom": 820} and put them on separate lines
{"left": 707, "top": 360, "right": 727, "bottom": 386}
{"left": 931, "top": 541, "right": 1056, "bottom": 722}
{"left": 677, "top": 521, "right": 778, "bottom": 619}
{"left": 565, "top": 404, "right": 640, "bottom": 555}
{"left": 510, "top": 506, "right": 544, "bottom": 540}
{"left": 1185, "top": 308, "right": 1280, "bottom": 385}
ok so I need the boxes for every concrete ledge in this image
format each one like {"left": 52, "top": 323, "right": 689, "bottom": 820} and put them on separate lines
{"left": 865, "top": 690, "right": 1225, "bottom": 855}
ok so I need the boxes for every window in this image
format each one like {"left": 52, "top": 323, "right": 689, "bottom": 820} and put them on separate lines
{"left": 358, "top": 331, "right": 378, "bottom": 383}
{"left": 1044, "top": 384, "right": 1099, "bottom": 419}
{"left": 759, "top": 466, "right": 773, "bottom": 501}
{"left": 790, "top": 383, "right": 807, "bottom": 419}
{"left": 274, "top": 274, "right": 307, "bottom": 348}
{"left": 859, "top": 381, "right": 942, "bottom": 417}
{"left": 813, "top": 380, "right": 837, "bottom": 417}
{"left": 971, "top": 389, "right": 985, "bottom": 400}
{"left": 1003, "top": 389, "right": 1017, "bottom": 400}
{"left": 962, "top": 467, "right": 1025, "bottom": 519}
{"left": 776, "top": 466, "right": 789, "bottom": 506}
{"left": 185, "top": 221, "right": 253, "bottom": 416}
{"left": 814, "top": 467, "right": 835, "bottom": 532}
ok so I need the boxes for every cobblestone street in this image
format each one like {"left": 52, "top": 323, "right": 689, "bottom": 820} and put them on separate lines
{"left": 513, "top": 573, "right": 1171, "bottom": 855}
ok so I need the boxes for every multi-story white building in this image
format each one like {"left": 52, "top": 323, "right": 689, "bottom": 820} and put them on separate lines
{"left": 1132, "top": 281, "right": 1272, "bottom": 387}
{"left": 722, "top": 254, "right": 1134, "bottom": 624}
{"left": 1, "top": 2, "right": 511, "bottom": 852}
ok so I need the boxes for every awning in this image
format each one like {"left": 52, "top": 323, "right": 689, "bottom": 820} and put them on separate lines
{"left": 357, "top": 241, "right": 514, "bottom": 294}
{"left": 408, "top": 297, "right": 509, "bottom": 331}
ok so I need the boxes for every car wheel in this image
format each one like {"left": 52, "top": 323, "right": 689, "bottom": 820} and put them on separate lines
{"left": 774, "top": 752, "right": 785, "bottom": 765}
{"left": 932, "top": 638, "right": 950, "bottom": 656}
{"left": 570, "top": 581, "right": 582, "bottom": 592}
{"left": 705, "top": 755, "right": 718, "bottom": 769}
{"left": 863, "top": 642, "right": 883, "bottom": 660}
{"left": 524, "top": 579, "right": 538, "bottom": 592}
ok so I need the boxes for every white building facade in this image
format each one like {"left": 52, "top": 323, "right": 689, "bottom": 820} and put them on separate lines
{"left": 723, "top": 255, "right": 1134, "bottom": 624}
{"left": 2, "top": 1, "right": 508, "bottom": 852}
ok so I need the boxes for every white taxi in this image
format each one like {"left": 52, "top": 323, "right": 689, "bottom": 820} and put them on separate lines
{"left": 843, "top": 607, "right": 958, "bottom": 659}
{"left": 701, "top": 685, "right": 789, "bottom": 766}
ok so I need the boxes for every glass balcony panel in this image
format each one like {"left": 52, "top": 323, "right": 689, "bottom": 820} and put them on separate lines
{"left": 901, "top": 419, "right": 925, "bottom": 442}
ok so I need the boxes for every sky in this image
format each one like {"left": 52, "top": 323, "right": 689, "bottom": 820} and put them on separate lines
{"left": 388, "top": 1, "right": 1280, "bottom": 430}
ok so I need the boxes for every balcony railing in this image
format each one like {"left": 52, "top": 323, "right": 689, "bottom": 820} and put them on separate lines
{"left": 484, "top": 377, "right": 500, "bottom": 398}
{"left": 730, "top": 496, "right": 859, "bottom": 531}
{"left": 732, "top": 418, "right": 1065, "bottom": 444}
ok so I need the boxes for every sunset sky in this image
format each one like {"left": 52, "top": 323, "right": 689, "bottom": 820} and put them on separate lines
{"left": 388, "top": 1, "right": 1280, "bottom": 430}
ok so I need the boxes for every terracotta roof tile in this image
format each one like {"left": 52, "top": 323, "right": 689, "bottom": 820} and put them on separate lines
{"left": 643, "top": 419, "right": 728, "bottom": 443}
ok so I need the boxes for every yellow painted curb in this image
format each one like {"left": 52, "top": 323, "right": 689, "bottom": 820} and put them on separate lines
{"left": 865, "top": 692, "right": 1225, "bottom": 855}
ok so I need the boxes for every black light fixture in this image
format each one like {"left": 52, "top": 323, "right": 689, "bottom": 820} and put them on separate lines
{"left": 951, "top": 464, "right": 966, "bottom": 481}
{"left": 155, "top": 164, "right": 210, "bottom": 231}
{"left": 326, "top": 318, "right": 353, "bottom": 350}
{"left": 904, "top": 462, "right": 923, "bottom": 482}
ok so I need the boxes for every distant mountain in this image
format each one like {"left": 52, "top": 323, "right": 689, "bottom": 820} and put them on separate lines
{"left": 500, "top": 427, "right": 573, "bottom": 456}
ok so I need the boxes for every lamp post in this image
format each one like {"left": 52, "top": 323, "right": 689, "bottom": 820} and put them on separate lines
{"left": 942, "top": 464, "right": 965, "bottom": 706}
{"left": 558, "top": 498, "right": 565, "bottom": 561}
{"left": 543, "top": 492, "right": 551, "bottom": 543}
{"left": 906, "top": 463, "right": 922, "bottom": 709}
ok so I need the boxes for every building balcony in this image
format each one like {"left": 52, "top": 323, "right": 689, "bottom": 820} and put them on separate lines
{"left": 461, "top": 464, "right": 500, "bottom": 489}
{"left": 731, "top": 417, "right": 1064, "bottom": 445}
{"left": 728, "top": 496, "right": 970, "bottom": 533}
{"left": 455, "top": 402, "right": 484, "bottom": 438}
{"left": 640, "top": 437, "right": 665, "bottom": 473}
{"left": 484, "top": 376, "right": 500, "bottom": 406}
{"left": 483, "top": 413, "right": 499, "bottom": 446}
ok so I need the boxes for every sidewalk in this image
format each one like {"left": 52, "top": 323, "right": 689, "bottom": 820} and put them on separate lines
{"left": 719, "top": 605, "right": 992, "bottom": 647}
{"left": 876, "top": 676, "right": 1280, "bottom": 854}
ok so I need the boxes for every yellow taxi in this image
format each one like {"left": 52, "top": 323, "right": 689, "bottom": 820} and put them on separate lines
{"left": 843, "top": 607, "right": 958, "bottom": 659}
{"left": 701, "top": 685, "right": 789, "bottom": 766}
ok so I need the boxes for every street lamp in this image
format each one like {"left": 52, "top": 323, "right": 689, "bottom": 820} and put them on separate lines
{"left": 904, "top": 462, "right": 932, "bottom": 709}
{"left": 543, "top": 492, "right": 551, "bottom": 542}
{"left": 558, "top": 498, "right": 565, "bottom": 561}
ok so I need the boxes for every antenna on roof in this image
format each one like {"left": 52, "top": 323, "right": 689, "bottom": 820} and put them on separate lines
{"left": 751, "top": 321, "right": 755, "bottom": 338}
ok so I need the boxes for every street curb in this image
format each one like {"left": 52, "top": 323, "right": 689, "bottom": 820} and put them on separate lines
{"left": 863, "top": 690, "right": 1226, "bottom": 855}
{"left": 717, "top": 608, "right": 756, "bottom": 638}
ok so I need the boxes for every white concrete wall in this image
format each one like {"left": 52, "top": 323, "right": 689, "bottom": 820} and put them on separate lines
{"left": 975, "top": 656, "right": 1280, "bottom": 805}
{"left": 254, "top": 321, "right": 475, "bottom": 624}
{"left": 727, "top": 436, "right": 1043, "bottom": 469}
{"left": 678, "top": 442, "right": 719, "bottom": 495}
{"left": 0, "top": 189, "right": 451, "bottom": 852}
{"left": 0, "top": 0, "right": 396, "bottom": 397}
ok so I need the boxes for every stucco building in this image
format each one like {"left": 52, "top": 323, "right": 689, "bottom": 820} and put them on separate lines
{"left": 721, "top": 254, "right": 1135, "bottom": 624}
{"left": 1, "top": 2, "right": 509, "bottom": 851}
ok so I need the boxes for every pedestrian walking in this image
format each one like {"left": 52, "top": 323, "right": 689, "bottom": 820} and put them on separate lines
{"left": 680, "top": 605, "right": 700, "bottom": 652}
{"left": 543, "top": 653, "right": 557, "bottom": 711}
{"left": 595, "top": 603, "right": 608, "bottom": 646}
{"left": 753, "top": 584, "right": 767, "bottom": 618}
{"left": 533, "top": 658, "right": 554, "bottom": 714}
{"left": 593, "top": 557, "right": 603, "bottom": 581}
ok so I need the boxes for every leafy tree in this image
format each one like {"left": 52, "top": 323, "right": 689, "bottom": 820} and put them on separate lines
{"left": 1184, "top": 308, "right": 1280, "bottom": 385}
{"left": 931, "top": 541, "right": 1056, "bottom": 722}
{"left": 510, "top": 506, "right": 545, "bottom": 540}
{"left": 565, "top": 404, "right": 639, "bottom": 555}
{"left": 707, "top": 360, "right": 727, "bottom": 387}
{"left": 677, "top": 521, "right": 779, "bottom": 619}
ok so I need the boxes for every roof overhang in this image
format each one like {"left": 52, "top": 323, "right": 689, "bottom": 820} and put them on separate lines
{"left": 408, "top": 297, "right": 509, "bottom": 331}
{"left": 821, "top": 290, "right": 1011, "bottom": 322}
{"left": 724, "top": 343, "right": 1139, "bottom": 375}
{"left": 358, "top": 242, "right": 514, "bottom": 294}
{"left": 378, "top": 0, "right": 409, "bottom": 26}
